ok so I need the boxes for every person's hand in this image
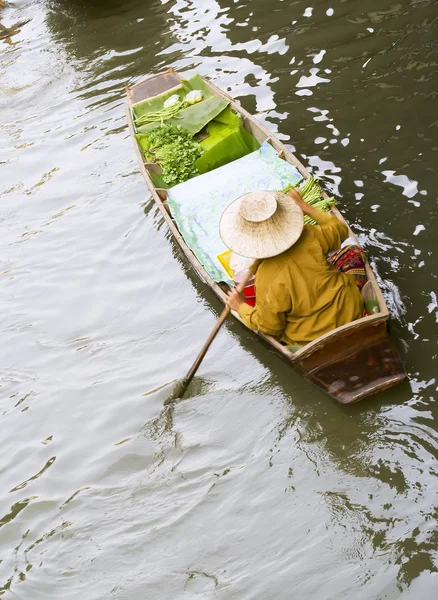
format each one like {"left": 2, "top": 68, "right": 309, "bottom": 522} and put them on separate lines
{"left": 225, "top": 287, "right": 245, "bottom": 312}
{"left": 287, "top": 188, "right": 310, "bottom": 215}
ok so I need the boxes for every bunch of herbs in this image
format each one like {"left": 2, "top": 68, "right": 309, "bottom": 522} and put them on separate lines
{"left": 146, "top": 124, "right": 203, "bottom": 185}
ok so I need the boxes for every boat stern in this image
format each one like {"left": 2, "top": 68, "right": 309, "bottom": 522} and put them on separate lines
{"left": 294, "top": 319, "right": 407, "bottom": 404}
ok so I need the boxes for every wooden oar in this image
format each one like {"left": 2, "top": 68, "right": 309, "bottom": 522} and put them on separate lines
{"left": 164, "top": 269, "right": 253, "bottom": 405}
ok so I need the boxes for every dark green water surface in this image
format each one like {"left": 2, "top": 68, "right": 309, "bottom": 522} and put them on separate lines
{"left": 0, "top": 0, "right": 437, "bottom": 598}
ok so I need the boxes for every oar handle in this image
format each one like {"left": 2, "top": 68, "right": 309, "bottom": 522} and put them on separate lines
{"left": 169, "top": 269, "right": 253, "bottom": 402}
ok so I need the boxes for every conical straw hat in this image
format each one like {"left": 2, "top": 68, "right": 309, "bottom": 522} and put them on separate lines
{"left": 219, "top": 190, "right": 304, "bottom": 259}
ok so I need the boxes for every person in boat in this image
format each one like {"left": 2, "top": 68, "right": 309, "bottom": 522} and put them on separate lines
{"left": 220, "top": 188, "right": 366, "bottom": 348}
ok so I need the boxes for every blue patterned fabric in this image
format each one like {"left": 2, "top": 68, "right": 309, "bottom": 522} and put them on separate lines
{"left": 167, "top": 142, "right": 303, "bottom": 282}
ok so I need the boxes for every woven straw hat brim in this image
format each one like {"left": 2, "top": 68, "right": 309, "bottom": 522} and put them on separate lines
{"left": 219, "top": 191, "right": 304, "bottom": 259}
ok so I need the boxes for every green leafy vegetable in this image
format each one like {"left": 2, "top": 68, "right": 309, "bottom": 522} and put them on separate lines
{"left": 145, "top": 124, "right": 203, "bottom": 186}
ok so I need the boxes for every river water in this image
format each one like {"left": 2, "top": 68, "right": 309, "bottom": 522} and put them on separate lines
{"left": 0, "top": 0, "right": 437, "bottom": 598}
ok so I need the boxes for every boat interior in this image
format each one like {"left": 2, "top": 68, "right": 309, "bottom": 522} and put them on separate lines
{"left": 128, "top": 73, "right": 362, "bottom": 291}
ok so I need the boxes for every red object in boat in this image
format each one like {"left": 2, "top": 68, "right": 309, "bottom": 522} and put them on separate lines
{"left": 243, "top": 283, "right": 256, "bottom": 306}
{"left": 234, "top": 270, "right": 256, "bottom": 306}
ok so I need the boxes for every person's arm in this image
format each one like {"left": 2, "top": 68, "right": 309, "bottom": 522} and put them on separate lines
{"left": 225, "top": 270, "right": 291, "bottom": 337}
{"left": 287, "top": 188, "right": 348, "bottom": 254}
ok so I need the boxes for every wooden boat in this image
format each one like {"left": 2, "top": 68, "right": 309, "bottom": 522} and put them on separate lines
{"left": 125, "top": 68, "right": 406, "bottom": 404}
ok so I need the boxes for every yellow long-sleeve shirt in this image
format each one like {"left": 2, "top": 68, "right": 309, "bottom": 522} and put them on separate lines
{"left": 237, "top": 208, "right": 364, "bottom": 346}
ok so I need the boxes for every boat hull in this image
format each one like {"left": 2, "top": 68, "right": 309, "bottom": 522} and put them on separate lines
{"left": 125, "top": 68, "right": 407, "bottom": 403}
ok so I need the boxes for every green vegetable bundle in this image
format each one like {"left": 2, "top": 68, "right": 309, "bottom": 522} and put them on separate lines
{"left": 282, "top": 177, "right": 336, "bottom": 225}
{"left": 302, "top": 198, "right": 336, "bottom": 225}
{"left": 145, "top": 124, "right": 203, "bottom": 186}
{"left": 134, "top": 100, "right": 189, "bottom": 127}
